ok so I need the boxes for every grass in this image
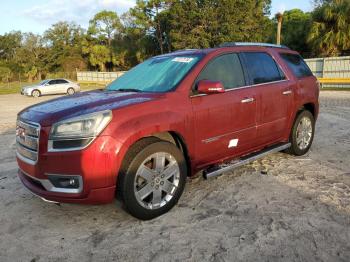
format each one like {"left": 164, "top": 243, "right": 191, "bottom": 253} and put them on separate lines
{"left": 0, "top": 82, "right": 23, "bottom": 95}
{"left": 320, "top": 87, "right": 350, "bottom": 91}
{"left": 0, "top": 81, "right": 107, "bottom": 95}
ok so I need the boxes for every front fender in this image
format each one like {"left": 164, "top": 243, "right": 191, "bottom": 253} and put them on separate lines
{"left": 107, "top": 109, "right": 193, "bottom": 181}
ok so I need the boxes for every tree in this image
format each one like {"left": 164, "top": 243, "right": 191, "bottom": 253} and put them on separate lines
{"left": 0, "top": 65, "right": 11, "bottom": 82}
{"left": 82, "top": 42, "right": 110, "bottom": 71}
{"left": 0, "top": 31, "right": 22, "bottom": 62}
{"left": 275, "top": 9, "right": 312, "bottom": 56}
{"left": 308, "top": 0, "right": 350, "bottom": 56}
{"left": 88, "top": 10, "right": 122, "bottom": 47}
{"left": 129, "top": 0, "right": 172, "bottom": 54}
{"left": 43, "top": 22, "right": 86, "bottom": 72}
{"left": 16, "top": 33, "right": 47, "bottom": 81}
{"left": 85, "top": 11, "right": 123, "bottom": 71}
{"left": 168, "top": 0, "right": 272, "bottom": 50}
{"left": 313, "top": 0, "right": 333, "bottom": 7}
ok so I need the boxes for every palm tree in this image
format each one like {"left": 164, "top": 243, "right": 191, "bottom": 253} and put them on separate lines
{"left": 308, "top": 0, "right": 350, "bottom": 56}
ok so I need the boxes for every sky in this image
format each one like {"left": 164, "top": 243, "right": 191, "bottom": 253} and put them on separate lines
{"left": 0, "top": 0, "right": 313, "bottom": 35}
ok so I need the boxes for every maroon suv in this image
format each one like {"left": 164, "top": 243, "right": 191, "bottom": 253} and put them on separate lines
{"left": 16, "top": 43, "right": 319, "bottom": 220}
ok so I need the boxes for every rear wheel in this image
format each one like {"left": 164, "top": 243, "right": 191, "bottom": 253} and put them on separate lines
{"left": 118, "top": 138, "right": 187, "bottom": 220}
{"left": 67, "top": 88, "right": 75, "bottom": 95}
{"left": 286, "top": 110, "right": 315, "bottom": 156}
{"left": 31, "top": 90, "right": 40, "bottom": 98}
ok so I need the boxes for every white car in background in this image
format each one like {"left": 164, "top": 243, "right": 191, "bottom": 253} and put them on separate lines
{"left": 21, "top": 79, "right": 81, "bottom": 97}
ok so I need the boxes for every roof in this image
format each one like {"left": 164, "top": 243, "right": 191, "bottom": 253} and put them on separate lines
{"left": 154, "top": 42, "right": 292, "bottom": 58}
{"left": 218, "top": 42, "right": 290, "bottom": 49}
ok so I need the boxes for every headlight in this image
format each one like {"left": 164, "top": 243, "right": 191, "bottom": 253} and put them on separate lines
{"left": 48, "top": 110, "right": 112, "bottom": 151}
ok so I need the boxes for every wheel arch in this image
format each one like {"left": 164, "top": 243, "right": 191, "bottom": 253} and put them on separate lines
{"left": 32, "top": 89, "right": 41, "bottom": 96}
{"left": 145, "top": 131, "right": 192, "bottom": 177}
{"left": 300, "top": 102, "right": 315, "bottom": 117}
{"left": 118, "top": 130, "right": 192, "bottom": 178}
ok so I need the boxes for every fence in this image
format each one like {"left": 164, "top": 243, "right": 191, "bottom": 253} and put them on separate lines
{"left": 305, "top": 56, "right": 350, "bottom": 88}
{"left": 77, "top": 71, "right": 126, "bottom": 84}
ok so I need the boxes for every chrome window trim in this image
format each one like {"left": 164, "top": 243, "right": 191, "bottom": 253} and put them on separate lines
{"left": 190, "top": 79, "right": 290, "bottom": 98}
{"left": 20, "top": 169, "right": 83, "bottom": 194}
{"left": 190, "top": 50, "right": 291, "bottom": 98}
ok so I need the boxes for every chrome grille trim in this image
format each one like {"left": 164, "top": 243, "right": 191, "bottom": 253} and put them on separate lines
{"left": 16, "top": 135, "right": 38, "bottom": 150}
{"left": 16, "top": 120, "right": 40, "bottom": 165}
{"left": 17, "top": 120, "right": 39, "bottom": 136}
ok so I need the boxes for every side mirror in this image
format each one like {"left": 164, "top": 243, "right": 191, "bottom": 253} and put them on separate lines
{"left": 197, "top": 80, "right": 225, "bottom": 95}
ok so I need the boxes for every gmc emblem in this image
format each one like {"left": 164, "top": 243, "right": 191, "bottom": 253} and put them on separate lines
{"left": 16, "top": 126, "right": 26, "bottom": 140}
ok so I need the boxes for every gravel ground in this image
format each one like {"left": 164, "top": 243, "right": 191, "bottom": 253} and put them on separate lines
{"left": 0, "top": 92, "right": 349, "bottom": 262}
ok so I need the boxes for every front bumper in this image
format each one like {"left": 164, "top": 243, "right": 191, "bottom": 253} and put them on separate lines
{"left": 16, "top": 134, "right": 123, "bottom": 204}
{"left": 19, "top": 169, "right": 115, "bottom": 204}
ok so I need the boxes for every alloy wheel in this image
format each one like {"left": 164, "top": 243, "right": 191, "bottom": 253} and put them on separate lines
{"left": 134, "top": 152, "right": 180, "bottom": 210}
{"left": 296, "top": 116, "right": 313, "bottom": 150}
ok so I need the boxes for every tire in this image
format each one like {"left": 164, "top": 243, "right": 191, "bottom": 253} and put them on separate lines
{"left": 31, "top": 89, "right": 41, "bottom": 98}
{"left": 286, "top": 110, "right": 315, "bottom": 156}
{"left": 117, "top": 137, "right": 187, "bottom": 220}
{"left": 67, "top": 88, "right": 75, "bottom": 95}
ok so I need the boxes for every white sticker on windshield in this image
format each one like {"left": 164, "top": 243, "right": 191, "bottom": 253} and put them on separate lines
{"left": 172, "top": 57, "right": 194, "bottom": 63}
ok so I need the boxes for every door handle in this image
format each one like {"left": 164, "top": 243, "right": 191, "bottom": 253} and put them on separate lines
{"left": 241, "top": 98, "right": 255, "bottom": 103}
{"left": 282, "top": 90, "right": 292, "bottom": 95}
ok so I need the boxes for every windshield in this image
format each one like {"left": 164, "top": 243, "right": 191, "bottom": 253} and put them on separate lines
{"left": 39, "top": 80, "right": 49, "bottom": 85}
{"left": 106, "top": 54, "right": 202, "bottom": 92}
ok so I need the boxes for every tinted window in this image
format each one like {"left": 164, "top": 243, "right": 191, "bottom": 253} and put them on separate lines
{"left": 48, "top": 80, "right": 56, "bottom": 85}
{"left": 280, "top": 53, "right": 313, "bottom": 78}
{"left": 243, "top": 52, "right": 285, "bottom": 84}
{"left": 197, "top": 53, "right": 245, "bottom": 89}
{"left": 56, "top": 79, "right": 68, "bottom": 84}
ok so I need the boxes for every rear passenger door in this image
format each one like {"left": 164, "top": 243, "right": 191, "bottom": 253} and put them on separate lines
{"left": 242, "top": 52, "right": 292, "bottom": 146}
{"left": 191, "top": 53, "right": 257, "bottom": 167}
{"left": 56, "top": 79, "right": 69, "bottom": 94}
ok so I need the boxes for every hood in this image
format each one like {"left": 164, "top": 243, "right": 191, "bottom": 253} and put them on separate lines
{"left": 18, "top": 90, "right": 163, "bottom": 126}
{"left": 23, "top": 84, "right": 39, "bottom": 90}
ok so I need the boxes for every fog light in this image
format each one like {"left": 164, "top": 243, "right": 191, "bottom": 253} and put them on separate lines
{"left": 48, "top": 175, "right": 81, "bottom": 189}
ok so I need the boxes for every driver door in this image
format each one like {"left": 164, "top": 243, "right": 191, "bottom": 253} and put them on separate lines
{"left": 190, "top": 53, "right": 257, "bottom": 168}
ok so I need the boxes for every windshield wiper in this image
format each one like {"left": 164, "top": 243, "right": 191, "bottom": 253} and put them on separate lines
{"left": 114, "top": 88, "right": 143, "bottom": 93}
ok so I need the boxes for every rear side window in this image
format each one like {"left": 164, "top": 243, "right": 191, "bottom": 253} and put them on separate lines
{"left": 56, "top": 79, "right": 68, "bottom": 84}
{"left": 243, "top": 52, "right": 285, "bottom": 85}
{"left": 280, "top": 53, "right": 313, "bottom": 79}
{"left": 197, "top": 53, "right": 245, "bottom": 89}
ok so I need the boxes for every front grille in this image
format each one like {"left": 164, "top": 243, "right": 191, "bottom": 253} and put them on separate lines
{"left": 16, "top": 120, "right": 40, "bottom": 164}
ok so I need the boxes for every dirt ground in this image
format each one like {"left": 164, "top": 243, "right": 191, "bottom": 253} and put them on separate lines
{"left": 0, "top": 91, "right": 349, "bottom": 262}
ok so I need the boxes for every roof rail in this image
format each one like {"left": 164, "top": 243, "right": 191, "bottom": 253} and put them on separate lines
{"left": 218, "top": 42, "right": 290, "bottom": 49}
{"left": 173, "top": 48, "right": 199, "bottom": 52}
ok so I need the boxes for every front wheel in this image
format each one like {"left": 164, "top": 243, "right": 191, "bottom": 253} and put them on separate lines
{"left": 32, "top": 90, "right": 40, "bottom": 98}
{"left": 286, "top": 110, "right": 315, "bottom": 156}
{"left": 118, "top": 138, "right": 187, "bottom": 220}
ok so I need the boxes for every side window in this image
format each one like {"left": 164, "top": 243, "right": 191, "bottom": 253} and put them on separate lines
{"left": 48, "top": 80, "right": 56, "bottom": 85}
{"left": 196, "top": 53, "right": 245, "bottom": 90}
{"left": 56, "top": 79, "right": 67, "bottom": 84}
{"left": 280, "top": 53, "right": 313, "bottom": 79}
{"left": 243, "top": 52, "right": 285, "bottom": 85}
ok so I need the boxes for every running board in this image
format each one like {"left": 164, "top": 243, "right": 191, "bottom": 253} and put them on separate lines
{"left": 203, "top": 143, "right": 291, "bottom": 179}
